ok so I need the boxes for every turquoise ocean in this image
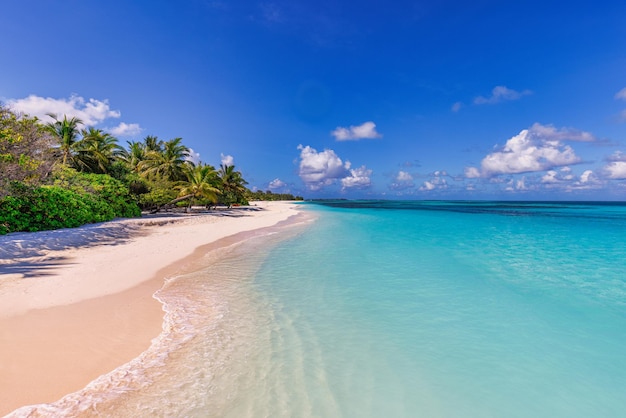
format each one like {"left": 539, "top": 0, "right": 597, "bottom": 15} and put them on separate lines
{"left": 13, "top": 201, "right": 626, "bottom": 417}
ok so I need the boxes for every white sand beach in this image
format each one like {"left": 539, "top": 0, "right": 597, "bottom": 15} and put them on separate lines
{"left": 0, "top": 201, "right": 301, "bottom": 416}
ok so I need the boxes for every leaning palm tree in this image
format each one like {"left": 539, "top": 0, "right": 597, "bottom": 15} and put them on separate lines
{"left": 76, "top": 128, "right": 123, "bottom": 174}
{"left": 173, "top": 164, "right": 221, "bottom": 209}
{"left": 149, "top": 163, "right": 221, "bottom": 213}
{"left": 139, "top": 137, "right": 190, "bottom": 182}
{"left": 45, "top": 114, "right": 83, "bottom": 166}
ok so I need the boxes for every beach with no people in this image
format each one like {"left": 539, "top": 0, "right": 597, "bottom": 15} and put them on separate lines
{"left": 0, "top": 201, "right": 304, "bottom": 416}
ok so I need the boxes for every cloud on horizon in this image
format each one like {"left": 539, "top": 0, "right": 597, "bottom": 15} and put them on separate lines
{"left": 389, "top": 170, "right": 415, "bottom": 190}
{"left": 297, "top": 144, "right": 371, "bottom": 191}
{"left": 465, "top": 123, "right": 596, "bottom": 178}
{"left": 331, "top": 121, "right": 382, "bottom": 141}
{"left": 297, "top": 145, "right": 349, "bottom": 190}
{"left": 419, "top": 171, "right": 449, "bottom": 192}
{"left": 605, "top": 162, "right": 626, "bottom": 179}
{"left": 604, "top": 151, "right": 626, "bottom": 179}
{"left": 541, "top": 167, "right": 571, "bottom": 184}
{"left": 341, "top": 166, "right": 372, "bottom": 190}
{"left": 474, "top": 86, "right": 532, "bottom": 105}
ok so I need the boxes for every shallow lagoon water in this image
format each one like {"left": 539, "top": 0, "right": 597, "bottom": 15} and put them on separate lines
{"left": 246, "top": 201, "right": 626, "bottom": 417}
{"left": 12, "top": 201, "right": 626, "bottom": 417}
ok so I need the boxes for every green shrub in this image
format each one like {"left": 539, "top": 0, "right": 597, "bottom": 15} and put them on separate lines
{"left": 137, "top": 185, "right": 177, "bottom": 210}
{"left": 0, "top": 169, "right": 141, "bottom": 234}
{"left": 52, "top": 167, "right": 141, "bottom": 218}
{"left": 0, "top": 185, "right": 91, "bottom": 233}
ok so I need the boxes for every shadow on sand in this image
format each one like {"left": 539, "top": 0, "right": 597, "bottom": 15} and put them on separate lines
{"left": 0, "top": 221, "right": 149, "bottom": 278}
{"left": 0, "top": 206, "right": 266, "bottom": 278}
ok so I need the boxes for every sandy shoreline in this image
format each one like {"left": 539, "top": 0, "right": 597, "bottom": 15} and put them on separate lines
{"left": 0, "top": 202, "right": 302, "bottom": 416}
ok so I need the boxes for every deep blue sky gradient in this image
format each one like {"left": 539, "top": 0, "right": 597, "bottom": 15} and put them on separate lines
{"left": 1, "top": 0, "right": 625, "bottom": 199}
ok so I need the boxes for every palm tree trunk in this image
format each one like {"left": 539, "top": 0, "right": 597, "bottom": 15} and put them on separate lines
{"left": 149, "top": 193, "right": 194, "bottom": 214}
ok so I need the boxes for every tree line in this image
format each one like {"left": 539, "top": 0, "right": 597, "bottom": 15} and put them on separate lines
{"left": 0, "top": 104, "right": 301, "bottom": 234}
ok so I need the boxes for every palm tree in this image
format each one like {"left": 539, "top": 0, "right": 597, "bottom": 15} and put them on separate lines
{"left": 76, "top": 128, "right": 123, "bottom": 174}
{"left": 45, "top": 114, "right": 83, "bottom": 166}
{"left": 143, "top": 135, "right": 163, "bottom": 153}
{"left": 173, "top": 164, "right": 221, "bottom": 209}
{"left": 139, "top": 137, "right": 190, "bottom": 182}
{"left": 148, "top": 164, "right": 220, "bottom": 213}
{"left": 218, "top": 164, "right": 248, "bottom": 207}
{"left": 119, "top": 140, "right": 147, "bottom": 173}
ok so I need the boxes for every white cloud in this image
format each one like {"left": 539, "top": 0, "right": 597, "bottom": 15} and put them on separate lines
{"left": 451, "top": 101, "right": 463, "bottom": 112}
{"left": 297, "top": 144, "right": 349, "bottom": 190}
{"left": 396, "top": 171, "right": 413, "bottom": 182}
{"left": 510, "top": 167, "right": 604, "bottom": 193}
{"left": 268, "top": 178, "right": 287, "bottom": 190}
{"left": 389, "top": 170, "right": 414, "bottom": 190}
{"left": 341, "top": 166, "right": 372, "bottom": 189}
{"left": 420, "top": 181, "right": 435, "bottom": 191}
{"left": 526, "top": 123, "right": 595, "bottom": 142}
{"left": 474, "top": 86, "right": 532, "bottom": 105}
{"left": 605, "top": 161, "right": 626, "bottom": 179}
{"left": 540, "top": 168, "right": 573, "bottom": 184}
{"left": 7, "top": 94, "right": 121, "bottom": 126}
{"left": 419, "top": 171, "right": 448, "bottom": 191}
{"left": 541, "top": 170, "right": 559, "bottom": 183}
{"left": 560, "top": 169, "right": 604, "bottom": 191}
{"left": 504, "top": 178, "right": 530, "bottom": 192}
{"left": 220, "top": 153, "right": 234, "bottom": 166}
{"left": 607, "top": 151, "right": 626, "bottom": 162}
{"left": 186, "top": 148, "right": 201, "bottom": 165}
{"left": 331, "top": 121, "right": 382, "bottom": 141}
{"left": 580, "top": 170, "right": 594, "bottom": 183}
{"left": 479, "top": 123, "right": 595, "bottom": 177}
{"left": 464, "top": 166, "right": 481, "bottom": 178}
{"left": 110, "top": 122, "right": 142, "bottom": 137}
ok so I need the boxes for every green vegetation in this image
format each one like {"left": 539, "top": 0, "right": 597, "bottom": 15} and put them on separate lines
{"left": 0, "top": 105, "right": 55, "bottom": 193}
{"left": 0, "top": 103, "right": 302, "bottom": 234}
{"left": 247, "top": 189, "right": 304, "bottom": 201}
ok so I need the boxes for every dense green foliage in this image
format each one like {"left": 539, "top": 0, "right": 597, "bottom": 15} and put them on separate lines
{"left": 174, "top": 164, "right": 221, "bottom": 207}
{"left": 0, "top": 177, "right": 139, "bottom": 234}
{"left": 0, "top": 103, "right": 302, "bottom": 234}
{"left": 218, "top": 164, "right": 249, "bottom": 207}
{"left": 247, "top": 190, "right": 304, "bottom": 201}
{"left": 51, "top": 167, "right": 141, "bottom": 218}
{"left": 0, "top": 106, "right": 55, "bottom": 195}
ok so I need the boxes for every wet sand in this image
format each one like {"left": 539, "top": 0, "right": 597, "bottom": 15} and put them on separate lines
{"left": 0, "top": 202, "right": 300, "bottom": 416}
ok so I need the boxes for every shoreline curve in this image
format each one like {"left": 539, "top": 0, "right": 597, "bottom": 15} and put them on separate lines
{"left": 0, "top": 202, "right": 305, "bottom": 416}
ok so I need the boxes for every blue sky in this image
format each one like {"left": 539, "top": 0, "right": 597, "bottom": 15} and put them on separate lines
{"left": 1, "top": 0, "right": 625, "bottom": 199}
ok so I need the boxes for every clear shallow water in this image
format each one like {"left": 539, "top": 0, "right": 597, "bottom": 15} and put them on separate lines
{"left": 11, "top": 201, "right": 626, "bottom": 417}
{"left": 249, "top": 201, "right": 626, "bottom": 417}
